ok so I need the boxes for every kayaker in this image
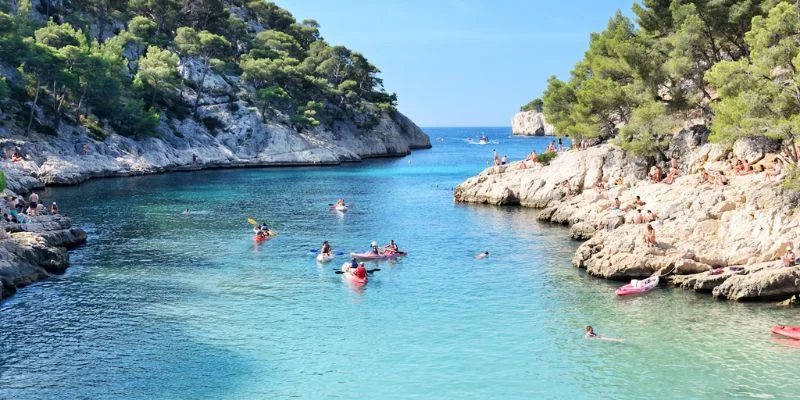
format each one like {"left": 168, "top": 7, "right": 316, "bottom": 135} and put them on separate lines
{"left": 475, "top": 251, "right": 489, "bottom": 260}
{"left": 350, "top": 258, "right": 358, "bottom": 269}
{"left": 320, "top": 240, "right": 332, "bottom": 256}
{"left": 261, "top": 222, "right": 271, "bottom": 236}
{"left": 370, "top": 241, "right": 380, "bottom": 254}
{"left": 255, "top": 230, "right": 267, "bottom": 240}
{"left": 336, "top": 199, "right": 345, "bottom": 206}
{"left": 354, "top": 263, "right": 367, "bottom": 279}
{"left": 384, "top": 240, "right": 398, "bottom": 254}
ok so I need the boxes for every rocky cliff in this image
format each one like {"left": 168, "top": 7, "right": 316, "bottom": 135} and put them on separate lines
{"left": 511, "top": 111, "right": 555, "bottom": 136}
{"left": 455, "top": 134, "right": 800, "bottom": 301}
{"left": 0, "top": 209, "right": 87, "bottom": 300}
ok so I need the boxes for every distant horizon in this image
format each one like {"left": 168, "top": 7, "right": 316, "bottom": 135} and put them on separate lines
{"left": 275, "top": 0, "right": 634, "bottom": 126}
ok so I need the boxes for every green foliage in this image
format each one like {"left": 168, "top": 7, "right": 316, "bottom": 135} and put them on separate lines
{"left": 540, "top": 0, "right": 768, "bottom": 154}
{"left": 0, "top": 0, "right": 399, "bottom": 140}
{"left": 536, "top": 151, "right": 558, "bottom": 166}
{"left": 0, "top": 77, "right": 9, "bottom": 108}
{"left": 705, "top": 2, "right": 800, "bottom": 157}
{"left": 112, "top": 97, "right": 160, "bottom": 137}
{"left": 255, "top": 85, "right": 290, "bottom": 122}
{"left": 520, "top": 98, "right": 543, "bottom": 112}
{"left": 134, "top": 45, "right": 180, "bottom": 104}
{"left": 615, "top": 101, "right": 677, "bottom": 156}
{"left": 0, "top": 170, "right": 6, "bottom": 192}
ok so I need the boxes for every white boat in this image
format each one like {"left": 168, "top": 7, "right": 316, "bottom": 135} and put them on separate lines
{"left": 316, "top": 253, "right": 334, "bottom": 263}
{"left": 478, "top": 135, "right": 489, "bottom": 145}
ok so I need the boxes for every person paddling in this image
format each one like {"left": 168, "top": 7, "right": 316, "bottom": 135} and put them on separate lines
{"left": 320, "top": 240, "right": 332, "bottom": 256}
{"left": 370, "top": 241, "right": 380, "bottom": 254}
{"left": 384, "top": 240, "right": 398, "bottom": 254}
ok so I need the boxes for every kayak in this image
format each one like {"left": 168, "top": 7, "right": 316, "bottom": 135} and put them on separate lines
{"left": 254, "top": 235, "right": 269, "bottom": 243}
{"left": 316, "top": 253, "right": 334, "bottom": 263}
{"left": 771, "top": 325, "right": 800, "bottom": 340}
{"left": 615, "top": 275, "right": 659, "bottom": 296}
{"left": 350, "top": 250, "right": 408, "bottom": 261}
{"left": 345, "top": 273, "right": 368, "bottom": 285}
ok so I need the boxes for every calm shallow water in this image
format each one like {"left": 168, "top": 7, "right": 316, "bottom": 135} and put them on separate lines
{"left": 1, "top": 127, "right": 799, "bottom": 399}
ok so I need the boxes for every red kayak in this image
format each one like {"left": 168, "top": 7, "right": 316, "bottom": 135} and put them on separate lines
{"left": 771, "top": 325, "right": 800, "bottom": 340}
{"left": 345, "top": 273, "right": 368, "bottom": 285}
{"left": 350, "top": 250, "right": 407, "bottom": 261}
{"left": 615, "top": 275, "right": 659, "bottom": 296}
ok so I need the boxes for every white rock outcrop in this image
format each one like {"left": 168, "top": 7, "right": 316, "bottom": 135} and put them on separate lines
{"left": 511, "top": 111, "right": 555, "bottom": 136}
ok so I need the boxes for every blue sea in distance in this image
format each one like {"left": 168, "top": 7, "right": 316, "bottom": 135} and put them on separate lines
{"left": 1, "top": 127, "right": 799, "bottom": 399}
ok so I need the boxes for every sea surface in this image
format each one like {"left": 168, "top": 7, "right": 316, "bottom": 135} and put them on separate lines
{"left": 1, "top": 127, "right": 799, "bottom": 399}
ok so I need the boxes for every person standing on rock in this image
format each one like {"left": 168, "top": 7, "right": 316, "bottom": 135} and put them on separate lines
{"left": 28, "top": 192, "right": 39, "bottom": 216}
{"left": 50, "top": 202, "right": 58, "bottom": 215}
{"left": 644, "top": 224, "right": 656, "bottom": 247}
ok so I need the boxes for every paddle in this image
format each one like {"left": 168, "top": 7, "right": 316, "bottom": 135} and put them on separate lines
{"left": 334, "top": 268, "right": 380, "bottom": 274}
{"left": 247, "top": 217, "right": 278, "bottom": 236}
{"left": 309, "top": 249, "right": 345, "bottom": 256}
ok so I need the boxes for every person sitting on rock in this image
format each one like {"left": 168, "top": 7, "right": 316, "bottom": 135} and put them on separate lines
{"left": 649, "top": 166, "right": 663, "bottom": 183}
{"left": 765, "top": 159, "right": 785, "bottom": 182}
{"left": 644, "top": 224, "right": 656, "bottom": 247}
{"left": 527, "top": 150, "right": 538, "bottom": 165}
{"left": 665, "top": 157, "right": 680, "bottom": 185}
{"left": 612, "top": 197, "right": 622, "bottom": 210}
{"left": 500, "top": 155, "right": 507, "bottom": 165}
{"left": 735, "top": 159, "right": 753, "bottom": 176}
{"left": 632, "top": 195, "right": 646, "bottom": 209}
{"left": 11, "top": 152, "right": 22, "bottom": 163}
{"left": 782, "top": 246, "right": 797, "bottom": 267}
{"left": 546, "top": 141, "right": 556, "bottom": 153}
{"left": 697, "top": 167, "right": 711, "bottom": 186}
{"left": 710, "top": 169, "right": 728, "bottom": 186}
{"left": 593, "top": 177, "right": 606, "bottom": 192}
{"left": 632, "top": 209, "right": 645, "bottom": 224}
{"left": 644, "top": 209, "right": 659, "bottom": 223}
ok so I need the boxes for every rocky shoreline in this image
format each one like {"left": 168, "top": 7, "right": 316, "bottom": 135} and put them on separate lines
{"left": 455, "top": 133, "right": 800, "bottom": 301}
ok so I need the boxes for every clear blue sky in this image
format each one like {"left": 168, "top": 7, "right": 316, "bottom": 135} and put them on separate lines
{"left": 274, "top": 0, "right": 635, "bottom": 127}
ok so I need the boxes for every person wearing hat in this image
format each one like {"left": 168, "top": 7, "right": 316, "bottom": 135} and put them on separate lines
{"left": 782, "top": 245, "right": 797, "bottom": 267}
{"left": 50, "top": 202, "right": 58, "bottom": 215}
{"left": 370, "top": 241, "right": 380, "bottom": 255}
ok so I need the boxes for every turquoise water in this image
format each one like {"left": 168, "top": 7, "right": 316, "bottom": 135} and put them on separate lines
{"left": 1, "top": 127, "right": 799, "bottom": 399}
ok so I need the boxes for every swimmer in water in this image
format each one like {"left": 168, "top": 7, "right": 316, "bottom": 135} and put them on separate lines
{"left": 475, "top": 251, "right": 489, "bottom": 260}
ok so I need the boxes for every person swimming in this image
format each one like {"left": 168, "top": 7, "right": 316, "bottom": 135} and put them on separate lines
{"left": 585, "top": 326, "right": 624, "bottom": 342}
{"left": 475, "top": 251, "right": 489, "bottom": 260}
{"left": 182, "top": 208, "right": 189, "bottom": 215}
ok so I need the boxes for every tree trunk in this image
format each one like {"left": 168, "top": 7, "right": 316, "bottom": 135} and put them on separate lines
{"left": 76, "top": 85, "right": 88, "bottom": 120}
{"left": 193, "top": 58, "right": 209, "bottom": 115}
{"left": 26, "top": 78, "right": 41, "bottom": 135}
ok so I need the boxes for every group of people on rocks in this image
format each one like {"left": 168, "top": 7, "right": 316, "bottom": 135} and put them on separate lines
{"left": 2, "top": 192, "right": 59, "bottom": 225}
{"left": 649, "top": 157, "right": 681, "bottom": 185}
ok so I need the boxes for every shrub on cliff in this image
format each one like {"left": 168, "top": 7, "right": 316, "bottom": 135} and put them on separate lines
{"left": 0, "top": 170, "right": 6, "bottom": 192}
{"left": 537, "top": 151, "right": 558, "bottom": 166}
